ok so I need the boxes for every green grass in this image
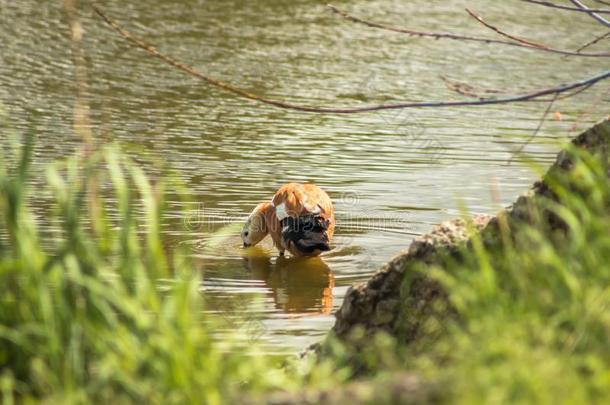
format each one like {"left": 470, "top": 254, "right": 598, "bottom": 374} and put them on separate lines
{"left": 307, "top": 143, "right": 610, "bottom": 403}
{"left": 0, "top": 139, "right": 295, "bottom": 403}
{"left": 1, "top": 130, "right": 609, "bottom": 404}
{"left": 414, "top": 147, "right": 610, "bottom": 403}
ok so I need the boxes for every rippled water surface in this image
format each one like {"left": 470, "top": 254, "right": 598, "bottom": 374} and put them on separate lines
{"left": 1, "top": 0, "right": 606, "bottom": 351}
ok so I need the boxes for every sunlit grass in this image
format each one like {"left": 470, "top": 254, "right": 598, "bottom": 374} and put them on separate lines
{"left": 311, "top": 143, "right": 610, "bottom": 403}
{"left": 417, "top": 147, "right": 610, "bottom": 403}
{"left": 0, "top": 139, "right": 296, "bottom": 403}
{"left": 1, "top": 126, "right": 608, "bottom": 403}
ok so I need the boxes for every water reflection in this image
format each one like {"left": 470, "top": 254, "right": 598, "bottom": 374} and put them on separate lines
{"left": 242, "top": 247, "right": 334, "bottom": 315}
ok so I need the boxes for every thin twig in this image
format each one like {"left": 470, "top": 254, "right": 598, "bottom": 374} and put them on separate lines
{"left": 575, "top": 30, "right": 610, "bottom": 52}
{"left": 553, "top": 82, "right": 596, "bottom": 100}
{"left": 326, "top": 3, "right": 610, "bottom": 57}
{"left": 94, "top": 6, "right": 610, "bottom": 114}
{"left": 441, "top": 77, "right": 594, "bottom": 101}
{"left": 509, "top": 92, "right": 559, "bottom": 164}
{"left": 568, "top": 0, "right": 610, "bottom": 27}
{"left": 326, "top": 4, "right": 523, "bottom": 45}
{"left": 440, "top": 76, "right": 503, "bottom": 99}
{"left": 595, "top": 0, "right": 610, "bottom": 6}
{"left": 521, "top": 0, "right": 610, "bottom": 14}
{"left": 465, "top": 8, "right": 549, "bottom": 48}
{"left": 465, "top": 9, "right": 560, "bottom": 51}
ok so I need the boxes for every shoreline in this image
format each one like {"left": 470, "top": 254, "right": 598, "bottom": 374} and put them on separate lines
{"left": 298, "top": 117, "right": 610, "bottom": 356}
{"left": 330, "top": 118, "right": 610, "bottom": 343}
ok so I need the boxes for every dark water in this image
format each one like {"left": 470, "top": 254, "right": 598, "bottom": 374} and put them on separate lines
{"left": 0, "top": 0, "right": 606, "bottom": 352}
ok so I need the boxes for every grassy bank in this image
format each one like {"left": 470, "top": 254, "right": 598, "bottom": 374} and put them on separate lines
{"left": 311, "top": 125, "right": 610, "bottom": 403}
{"left": 407, "top": 145, "right": 610, "bottom": 403}
{"left": 1, "top": 124, "right": 609, "bottom": 403}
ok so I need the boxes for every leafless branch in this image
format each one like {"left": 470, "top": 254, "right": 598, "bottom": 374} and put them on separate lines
{"left": 465, "top": 8, "right": 552, "bottom": 47}
{"left": 442, "top": 76, "right": 595, "bottom": 102}
{"left": 568, "top": 0, "right": 610, "bottom": 27}
{"left": 521, "top": 0, "right": 610, "bottom": 14}
{"left": 325, "top": 3, "right": 522, "bottom": 45}
{"left": 440, "top": 76, "right": 503, "bottom": 99}
{"left": 326, "top": 3, "right": 610, "bottom": 57}
{"left": 553, "top": 82, "right": 597, "bottom": 100}
{"left": 594, "top": 0, "right": 610, "bottom": 6}
{"left": 465, "top": 8, "right": 610, "bottom": 57}
{"left": 575, "top": 30, "right": 610, "bottom": 52}
{"left": 94, "top": 6, "right": 610, "bottom": 114}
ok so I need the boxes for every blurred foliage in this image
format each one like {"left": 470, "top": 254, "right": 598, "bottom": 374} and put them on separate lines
{"left": 0, "top": 137, "right": 298, "bottom": 403}
{"left": 1, "top": 128, "right": 609, "bottom": 404}
{"left": 412, "top": 146, "right": 610, "bottom": 403}
{"left": 315, "top": 145, "right": 610, "bottom": 403}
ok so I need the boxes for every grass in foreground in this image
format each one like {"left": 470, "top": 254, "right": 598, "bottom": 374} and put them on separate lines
{"left": 0, "top": 140, "right": 297, "bottom": 403}
{"left": 417, "top": 147, "right": 610, "bottom": 403}
{"left": 1, "top": 132, "right": 609, "bottom": 404}
{"left": 317, "top": 145, "right": 610, "bottom": 403}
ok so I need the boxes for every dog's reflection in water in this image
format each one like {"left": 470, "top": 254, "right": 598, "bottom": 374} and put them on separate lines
{"left": 242, "top": 247, "right": 334, "bottom": 315}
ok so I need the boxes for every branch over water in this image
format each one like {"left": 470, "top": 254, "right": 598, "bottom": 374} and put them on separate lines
{"left": 94, "top": 6, "right": 610, "bottom": 114}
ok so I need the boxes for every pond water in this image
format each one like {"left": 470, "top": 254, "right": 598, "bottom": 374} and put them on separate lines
{"left": 0, "top": 0, "right": 606, "bottom": 352}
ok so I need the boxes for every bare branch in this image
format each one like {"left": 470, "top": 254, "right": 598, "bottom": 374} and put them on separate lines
{"left": 464, "top": 8, "right": 610, "bottom": 58}
{"left": 465, "top": 8, "right": 550, "bottom": 48}
{"left": 326, "top": 4, "right": 523, "bottom": 46}
{"left": 326, "top": 4, "right": 610, "bottom": 57}
{"left": 575, "top": 30, "right": 610, "bottom": 52}
{"left": 521, "top": 0, "right": 610, "bottom": 14}
{"left": 440, "top": 76, "right": 503, "bottom": 99}
{"left": 442, "top": 76, "right": 595, "bottom": 101}
{"left": 594, "top": 0, "right": 610, "bottom": 6}
{"left": 568, "top": 0, "right": 610, "bottom": 27}
{"left": 553, "top": 82, "right": 596, "bottom": 100}
{"left": 94, "top": 6, "right": 610, "bottom": 114}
